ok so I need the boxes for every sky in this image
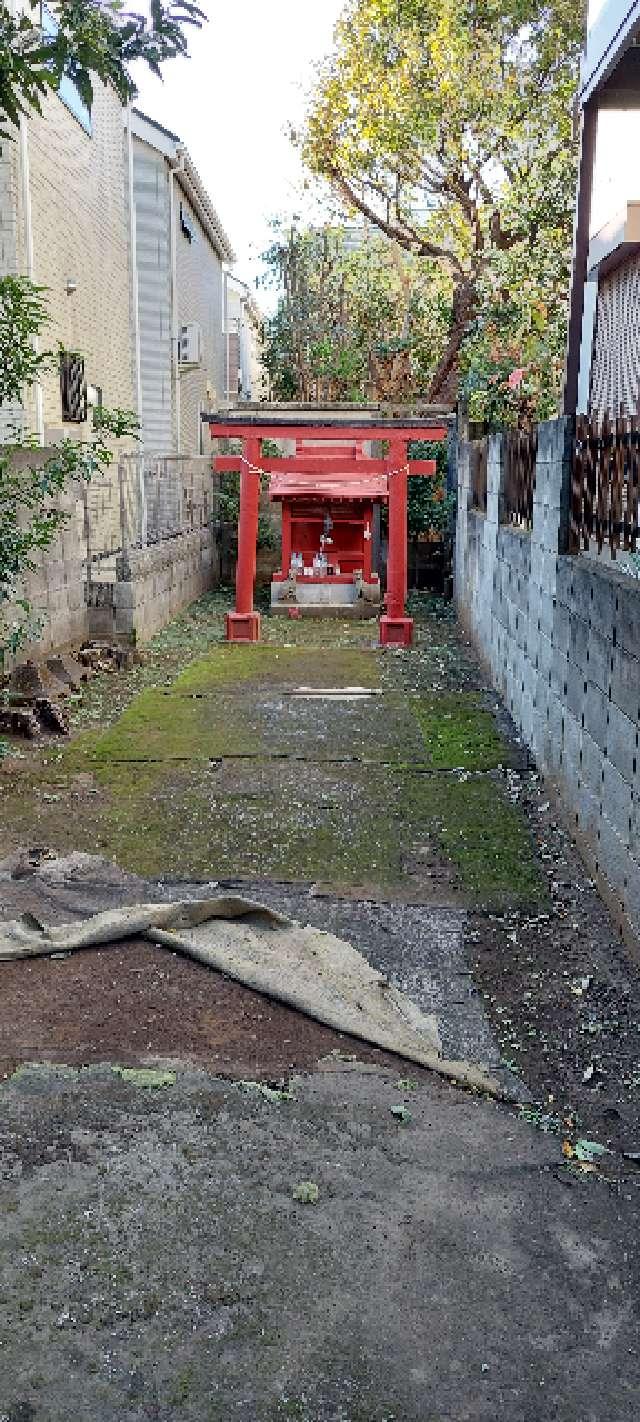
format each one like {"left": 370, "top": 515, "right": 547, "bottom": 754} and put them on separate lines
{"left": 133, "top": 0, "right": 346, "bottom": 308}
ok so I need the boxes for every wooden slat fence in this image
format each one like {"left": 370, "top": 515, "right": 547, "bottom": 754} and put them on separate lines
{"left": 572, "top": 414, "right": 640, "bottom": 557}
{"left": 469, "top": 439, "right": 487, "bottom": 513}
{"left": 502, "top": 427, "right": 537, "bottom": 530}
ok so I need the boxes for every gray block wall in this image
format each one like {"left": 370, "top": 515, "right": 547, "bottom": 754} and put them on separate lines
{"left": 456, "top": 416, "right": 640, "bottom": 943}
{"left": 86, "top": 527, "right": 220, "bottom": 645}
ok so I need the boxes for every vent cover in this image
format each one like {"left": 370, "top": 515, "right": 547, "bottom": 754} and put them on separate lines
{"left": 60, "top": 351, "right": 87, "bottom": 423}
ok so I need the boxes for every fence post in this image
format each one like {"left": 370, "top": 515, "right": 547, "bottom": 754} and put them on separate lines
{"left": 138, "top": 455, "right": 148, "bottom": 548}
{"left": 81, "top": 480, "right": 92, "bottom": 586}
{"left": 118, "top": 458, "right": 129, "bottom": 555}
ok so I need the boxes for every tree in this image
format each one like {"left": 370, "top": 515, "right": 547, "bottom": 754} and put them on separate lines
{"left": 302, "top": 0, "right": 585, "bottom": 413}
{"left": 0, "top": 1, "right": 204, "bottom": 133}
{"left": 262, "top": 221, "right": 451, "bottom": 403}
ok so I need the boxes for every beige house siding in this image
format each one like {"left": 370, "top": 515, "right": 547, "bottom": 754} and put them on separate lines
{"left": 175, "top": 188, "right": 226, "bottom": 455}
{"left": 0, "top": 136, "right": 22, "bottom": 441}
{"left": 16, "top": 83, "right": 136, "bottom": 441}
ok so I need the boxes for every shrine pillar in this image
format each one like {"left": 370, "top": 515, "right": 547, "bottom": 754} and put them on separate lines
{"left": 226, "top": 435, "right": 261, "bottom": 642}
{"left": 380, "top": 438, "right": 413, "bottom": 646}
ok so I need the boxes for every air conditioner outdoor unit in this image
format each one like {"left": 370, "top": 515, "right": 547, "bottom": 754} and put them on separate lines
{"left": 179, "top": 322, "right": 202, "bottom": 366}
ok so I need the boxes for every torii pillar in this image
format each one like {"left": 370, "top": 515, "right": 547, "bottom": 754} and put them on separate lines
{"left": 225, "top": 435, "right": 261, "bottom": 642}
{"left": 380, "top": 437, "right": 413, "bottom": 647}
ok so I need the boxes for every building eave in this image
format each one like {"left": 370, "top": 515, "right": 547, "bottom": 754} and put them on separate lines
{"left": 129, "top": 107, "right": 236, "bottom": 264}
{"left": 588, "top": 199, "right": 640, "bottom": 276}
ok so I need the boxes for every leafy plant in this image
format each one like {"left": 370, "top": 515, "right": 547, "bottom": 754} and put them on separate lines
{"left": 301, "top": 0, "right": 585, "bottom": 414}
{"left": 0, "top": 1, "right": 204, "bottom": 134}
{"left": 1, "top": 404, "right": 140, "bottom": 662}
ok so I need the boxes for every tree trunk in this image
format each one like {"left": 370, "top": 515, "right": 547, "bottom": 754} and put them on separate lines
{"left": 427, "top": 281, "right": 476, "bottom": 405}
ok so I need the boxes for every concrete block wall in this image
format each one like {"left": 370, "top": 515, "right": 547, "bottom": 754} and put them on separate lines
{"left": 2, "top": 454, "right": 89, "bottom": 668}
{"left": 456, "top": 415, "right": 640, "bottom": 943}
{"left": 87, "top": 527, "right": 220, "bottom": 645}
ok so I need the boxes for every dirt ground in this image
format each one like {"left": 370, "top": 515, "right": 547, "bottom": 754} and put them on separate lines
{"left": 1, "top": 592, "right": 640, "bottom": 1420}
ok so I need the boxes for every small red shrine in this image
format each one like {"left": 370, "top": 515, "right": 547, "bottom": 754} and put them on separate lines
{"left": 207, "top": 407, "right": 449, "bottom": 647}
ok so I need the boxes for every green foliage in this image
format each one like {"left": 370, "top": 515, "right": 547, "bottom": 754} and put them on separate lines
{"left": 0, "top": 1, "right": 204, "bottom": 134}
{"left": 262, "top": 222, "right": 451, "bottom": 403}
{"left": 218, "top": 468, "right": 277, "bottom": 551}
{"left": 0, "top": 276, "right": 52, "bottom": 409}
{"left": 1, "top": 407, "right": 139, "bottom": 660}
{"left": 302, "top": 0, "right": 585, "bottom": 413}
{"left": 407, "top": 438, "right": 454, "bottom": 538}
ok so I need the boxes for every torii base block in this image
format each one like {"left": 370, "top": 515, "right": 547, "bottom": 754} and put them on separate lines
{"left": 225, "top": 611, "right": 261, "bottom": 643}
{"left": 379, "top": 615, "right": 414, "bottom": 647}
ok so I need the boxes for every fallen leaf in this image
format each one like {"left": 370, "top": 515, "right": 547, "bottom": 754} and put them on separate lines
{"left": 390, "top": 1103, "right": 412, "bottom": 1124}
{"left": 293, "top": 1180, "right": 319, "bottom": 1204}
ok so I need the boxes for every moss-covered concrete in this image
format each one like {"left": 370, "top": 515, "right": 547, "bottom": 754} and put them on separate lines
{"left": 412, "top": 693, "right": 516, "bottom": 770}
{"left": 173, "top": 644, "right": 380, "bottom": 693}
{"left": 0, "top": 595, "right": 545, "bottom": 906}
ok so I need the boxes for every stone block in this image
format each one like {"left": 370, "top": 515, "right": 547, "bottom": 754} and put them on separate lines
{"left": 596, "top": 816, "right": 633, "bottom": 901}
{"left": 546, "top": 695, "right": 564, "bottom": 773}
{"left": 609, "top": 647, "right": 640, "bottom": 723}
{"left": 568, "top": 613, "right": 588, "bottom": 668}
{"left": 585, "top": 628, "right": 612, "bottom": 694}
{"left": 555, "top": 556, "right": 574, "bottom": 608}
{"left": 601, "top": 759, "right": 633, "bottom": 845}
{"left": 574, "top": 781, "right": 601, "bottom": 841}
{"left": 552, "top": 601, "right": 571, "bottom": 658}
{"left": 568, "top": 656, "right": 588, "bottom": 722}
{"left": 605, "top": 699, "right": 638, "bottom": 782}
{"left": 535, "top": 630, "right": 553, "bottom": 680}
{"left": 628, "top": 798, "right": 640, "bottom": 866}
{"left": 588, "top": 569, "right": 617, "bottom": 640}
{"left": 561, "top": 708, "right": 582, "bottom": 778}
{"left": 580, "top": 729, "right": 605, "bottom": 797}
{"left": 584, "top": 680, "right": 609, "bottom": 752}
{"left": 616, "top": 577, "right": 640, "bottom": 656}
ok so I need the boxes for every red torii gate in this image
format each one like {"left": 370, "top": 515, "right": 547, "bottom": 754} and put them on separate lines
{"left": 207, "top": 409, "right": 449, "bottom": 648}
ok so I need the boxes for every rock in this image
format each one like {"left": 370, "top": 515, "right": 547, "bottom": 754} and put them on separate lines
{"left": 45, "top": 653, "right": 88, "bottom": 691}
{"left": 0, "top": 706, "right": 40, "bottom": 739}
{"left": 9, "top": 661, "right": 56, "bottom": 701}
{"left": 34, "top": 698, "right": 69, "bottom": 735}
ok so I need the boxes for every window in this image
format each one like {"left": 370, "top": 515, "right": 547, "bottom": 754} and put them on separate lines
{"left": 60, "top": 352, "right": 87, "bottom": 423}
{"left": 42, "top": 6, "right": 92, "bottom": 135}
{"left": 180, "top": 203, "right": 196, "bottom": 244}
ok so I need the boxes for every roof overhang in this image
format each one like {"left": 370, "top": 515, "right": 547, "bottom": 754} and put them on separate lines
{"left": 580, "top": 1, "right": 640, "bottom": 104}
{"left": 588, "top": 199, "right": 640, "bottom": 276}
{"left": 129, "top": 108, "right": 235, "bottom": 264}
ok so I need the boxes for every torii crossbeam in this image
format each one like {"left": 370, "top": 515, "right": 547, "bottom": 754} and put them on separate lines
{"left": 206, "top": 406, "right": 451, "bottom": 648}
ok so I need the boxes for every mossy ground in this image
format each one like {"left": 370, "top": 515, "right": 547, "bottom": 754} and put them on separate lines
{"left": 0, "top": 593, "right": 545, "bottom": 905}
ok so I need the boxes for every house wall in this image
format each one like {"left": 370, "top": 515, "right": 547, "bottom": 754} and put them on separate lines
{"left": 132, "top": 137, "right": 175, "bottom": 454}
{"left": 16, "top": 84, "right": 136, "bottom": 440}
{"left": 175, "top": 186, "right": 226, "bottom": 455}
{"left": 456, "top": 417, "right": 640, "bottom": 944}
{"left": 0, "top": 132, "right": 22, "bottom": 442}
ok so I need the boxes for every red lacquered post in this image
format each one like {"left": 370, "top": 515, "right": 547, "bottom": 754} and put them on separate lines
{"left": 226, "top": 435, "right": 261, "bottom": 642}
{"left": 380, "top": 437, "right": 413, "bottom": 647}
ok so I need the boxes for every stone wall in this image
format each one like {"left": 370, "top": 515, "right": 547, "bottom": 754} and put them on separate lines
{"left": 87, "top": 528, "right": 220, "bottom": 645}
{"left": 2, "top": 454, "right": 89, "bottom": 668}
{"left": 456, "top": 416, "right": 640, "bottom": 942}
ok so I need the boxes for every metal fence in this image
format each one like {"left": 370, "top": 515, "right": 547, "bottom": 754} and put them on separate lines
{"left": 81, "top": 455, "right": 219, "bottom": 577}
{"left": 571, "top": 413, "right": 640, "bottom": 558}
